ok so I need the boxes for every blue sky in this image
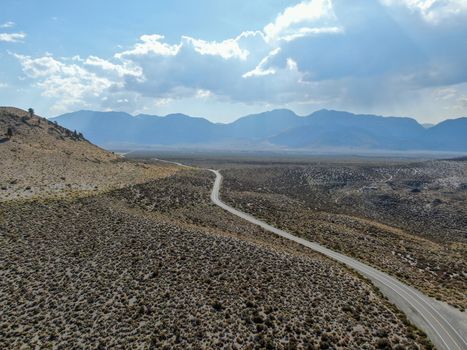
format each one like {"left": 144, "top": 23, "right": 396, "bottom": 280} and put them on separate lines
{"left": 1, "top": 0, "right": 467, "bottom": 123}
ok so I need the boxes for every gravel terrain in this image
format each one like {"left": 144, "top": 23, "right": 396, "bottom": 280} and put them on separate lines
{"left": 220, "top": 161, "right": 467, "bottom": 310}
{"left": 0, "top": 109, "right": 433, "bottom": 348}
{"left": 0, "top": 170, "right": 432, "bottom": 349}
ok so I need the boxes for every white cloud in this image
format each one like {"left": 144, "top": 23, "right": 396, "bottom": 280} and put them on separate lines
{"left": 182, "top": 33, "right": 252, "bottom": 60}
{"left": 13, "top": 54, "right": 63, "bottom": 77}
{"left": 243, "top": 48, "right": 281, "bottom": 78}
{"left": 459, "top": 96, "right": 467, "bottom": 108}
{"left": 117, "top": 31, "right": 264, "bottom": 61}
{"left": 0, "top": 82, "right": 8, "bottom": 88}
{"left": 0, "top": 21, "right": 15, "bottom": 28}
{"left": 381, "top": 0, "right": 467, "bottom": 23}
{"left": 10, "top": 0, "right": 467, "bottom": 121}
{"left": 154, "top": 97, "right": 173, "bottom": 106}
{"left": 196, "top": 89, "right": 212, "bottom": 98}
{"left": 0, "top": 32, "right": 26, "bottom": 43}
{"left": 430, "top": 83, "right": 467, "bottom": 113}
{"left": 84, "top": 55, "right": 143, "bottom": 78}
{"left": 8, "top": 1, "right": 348, "bottom": 115}
{"left": 263, "top": 0, "right": 341, "bottom": 42}
{"left": 280, "top": 26, "right": 343, "bottom": 42}
{"left": 110, "top": 30, "right": 271, "bottom": 102}
{"left": 286, "top": 58, "right": 299, "bottom": 72}
{"left": 115, "top": 34, "right": 181, "bottom": 58}
{"left": 433, "top": 87, "right": 457, "bottom": 101}
{"left": 14, "top": 53, "right": 114, "bottom": 114}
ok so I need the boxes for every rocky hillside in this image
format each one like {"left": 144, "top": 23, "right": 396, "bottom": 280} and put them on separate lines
{"left": 0, "top": 107, "right": 177, "bottom": 201}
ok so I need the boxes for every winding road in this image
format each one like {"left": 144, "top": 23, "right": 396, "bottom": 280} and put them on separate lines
{"left": 151, "top": 158, "right": 467, "bottom": 350}
{"left": 209, "top": 169, "right": 466, "bottom": 350}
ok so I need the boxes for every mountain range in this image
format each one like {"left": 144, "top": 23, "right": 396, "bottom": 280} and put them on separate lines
{"left": 52, "top": 109, "right": 467, "bottom": 152}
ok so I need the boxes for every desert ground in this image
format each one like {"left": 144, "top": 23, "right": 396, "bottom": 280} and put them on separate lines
{"left": 0, "top": 109, "right": 433, "bottom": 348}
{"left": 161, "top": 156, "right": 466, "bottom": 311}
{"left": 0, "top": 170, "right": 432, "bottom": 349}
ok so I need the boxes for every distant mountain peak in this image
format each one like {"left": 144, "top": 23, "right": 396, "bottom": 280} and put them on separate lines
{"left": 164, "top": 113, "right": 208, "bottom": 121}
{"left": 50, "top": 108, "right": 467, "bottom": 152}
{"left": 165, "top": 113, "right": 191, "bottom": 118}
{"left": 267, "top": 108, "right": 297, "bottom": 114}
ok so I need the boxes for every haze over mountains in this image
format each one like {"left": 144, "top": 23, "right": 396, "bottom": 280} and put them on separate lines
{"left": 52, "top": 109, "right": 467, "bottom": 152}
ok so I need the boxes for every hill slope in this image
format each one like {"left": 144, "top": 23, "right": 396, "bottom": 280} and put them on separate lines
{"left": 0, "top": 107, "right": 177, "bottom": 201}
{"left": 0, "top": 167, "right": 431, "bottom": 349}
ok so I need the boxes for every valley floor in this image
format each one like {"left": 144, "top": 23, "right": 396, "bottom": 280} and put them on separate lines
{"left": 217, "top": 160, "right": 467, "bottom": 311}
{"left": 0, "top": 170, "right": 431, "bottom": 349}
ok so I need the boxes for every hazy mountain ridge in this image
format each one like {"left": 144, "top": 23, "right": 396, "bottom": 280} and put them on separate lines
{"left": 270, "top": 110, "right": 427, "bottom": 150}
{"left": 52, "top": 109, "right": 467, "bottom": 152}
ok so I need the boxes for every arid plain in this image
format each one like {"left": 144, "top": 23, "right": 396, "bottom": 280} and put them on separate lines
{"left": 0, "top": 108, "right": 441, "bottom": 348}
{"left": 158, "top": 154, "right": 466, "bottom": 311}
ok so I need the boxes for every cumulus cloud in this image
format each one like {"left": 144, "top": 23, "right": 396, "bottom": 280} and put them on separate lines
{"left": 243, "top": 48, "right": 281, "bottom": 78}
{"left": 13, "top": 54, "right": 63, "bottom": 77}
{"left": 14, "top": 53, "right": 115, "bottom": 114}
{"left": 381, "top": 0, "right": 467, "bottom": 23}
{"left": 182, "top": 33, "right": 253, "bottom": 60}
{"left": 0, "top": 21, "right": 15, "bottom": 28}
{"left": 84, "top": 56, "right": 143, "bottom": 78}
{"left": 264, "top": 0, "right": 342, "bottom": 42}
{"left": 111, "top": 30, "right": 273, "bottom": 101}
{"left": 115, "top": 34, "right": 181, "bottom": 58}
{"left": 0, "top": 32, "right": 26, "bottom": 42}
{"left": 10, "top": 0, "right": 467, "bottom": 120}
{"left": 10, "top": 0, "right": 347, "bottom": 114}
{"left": 431, "top": 83, "right": 467, "bottom": 112}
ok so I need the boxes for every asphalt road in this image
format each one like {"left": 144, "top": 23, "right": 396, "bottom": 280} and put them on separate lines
{"left": 147, "top": 157, "right": 467, "bottom": 350}
{"left": 208, "top": 169, "right": 467, "bottom": 350}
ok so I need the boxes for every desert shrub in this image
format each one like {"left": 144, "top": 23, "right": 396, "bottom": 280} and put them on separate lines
{"left": 376, "top": 337, "right": 391, "bottom": 349}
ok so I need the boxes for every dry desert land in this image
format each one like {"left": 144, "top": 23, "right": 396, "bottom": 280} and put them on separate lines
{"left": 202, "top": 159, "right": 467, "bottom": 310}
{"left": 0, "top": 109, "right": 432, "bottom": 348}
{"left": 0, "top": 107, "right": 178, "bottom": 202}
{"left": 0, "top": 171, "right": 431, "bottom": 349}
